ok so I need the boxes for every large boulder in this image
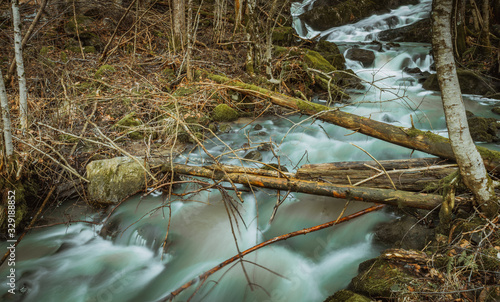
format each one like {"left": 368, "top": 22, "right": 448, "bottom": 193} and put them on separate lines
{"left": 86, "top": 157, "right": 149, "bottom": 205}
{"left": 422, "top": 69, "right": 498, "bottom": 96}
{"left": 300, "top": 0, "right": 419, "bottom": 31}
{"left": 377, "top": 18, "right": 431, "bottom": 43}
{"left": 345, "top": 48, "right": 375, "bottom": 67}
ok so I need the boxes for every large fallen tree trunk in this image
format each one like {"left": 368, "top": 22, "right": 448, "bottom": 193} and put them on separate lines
{"left": 200, "top": 72, "right": 500, "bottom": 174}
{"left": 160, "top": 162, "right": 443, "bottom": 209}
{"left": 297, "top": 157, "right": 458, "bottom": 191}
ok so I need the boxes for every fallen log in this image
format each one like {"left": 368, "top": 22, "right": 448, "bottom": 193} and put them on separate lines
{"left": 200, "top": 72, "right": 500, "bottom": 174}
{"left": 162, "top": 162, "right": 443, "bottom": 209}
{"left": 297, "top": 157, "right": 458, "bottom": 191}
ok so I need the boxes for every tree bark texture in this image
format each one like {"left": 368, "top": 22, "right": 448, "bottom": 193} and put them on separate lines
{"left": 200, "top": 71, "right": 500, "bottom": 175}
{"left": 0, "top": 68, "right": 14, "bottom": 158}
{"left": 432, "top": 0, "right": 498, "bottom": 216}
{"left": 12, "top": 0, "right": 28, "bottom": 130}
{"left": 161, "top": 162, "right": 443, "bottom": 209}
{"left": 172, "top": 0, "right": 186, "bottom": 48}
{"left": 297, "top": 158, "right": 458, "bottom": 191}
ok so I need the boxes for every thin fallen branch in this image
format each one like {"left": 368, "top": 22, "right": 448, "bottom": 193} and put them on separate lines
{"left": 156, "top": 204, "right": 385, "bottom": 301}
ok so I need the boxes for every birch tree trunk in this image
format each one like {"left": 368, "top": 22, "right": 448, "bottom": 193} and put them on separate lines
{"left": 12, "top": 0, "right": 28, "bottom": 130}
{"left": 0, "top": 69, "right": 14, "bottom": 158}
{"left": 432, "top": 0, "right": 498, "bottom": 217}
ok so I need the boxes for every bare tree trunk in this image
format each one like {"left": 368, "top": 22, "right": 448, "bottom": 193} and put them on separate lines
{"left": 213, "top": 0, "right": 227, "bottom": 42}
{"left": 245, "top": 0, "right": 257, "bottom": 75}
{"left": 172, "top": 0, "right": 186, "bottom": 50}
{"left": 264, "top": 0, "right": 280, "bottom": 80}
{"left": 12, "top": 0, "right": 28, "bottom": 130}
{"left": 0, "top": 69, "right": 14, "bottom": 158}
{"left": 480, "top": 0, "right": 491, "bottom": 56}
{"left": 186, "top": 0, "right": 193, "bottom": 80}
{"left": 432, "top": 0, "right": 498, "bottom": 217}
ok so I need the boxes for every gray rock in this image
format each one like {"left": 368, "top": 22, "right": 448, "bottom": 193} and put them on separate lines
{"left": 345, "top": 48, "right": 375, "bottom": 67}
{"left": 244, "top": 151, "right": 263, "bottom": 162}
{"left": 378, "top": 18, "right": 431, "bottom": 43}
{"left": 373, "top": 214, "right": 434, "bottom": 250}
{"left": 86, "top": 157, "right": 149, "bottom": 205}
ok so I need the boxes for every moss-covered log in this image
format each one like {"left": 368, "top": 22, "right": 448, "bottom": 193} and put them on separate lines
{"left": 163, "top": 162, "right": 443, "bottom": 209}
{"left": 199, "top": 71, "right": 500, "bottom": 174}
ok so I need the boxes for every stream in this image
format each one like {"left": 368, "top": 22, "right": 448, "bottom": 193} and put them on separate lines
{"left": 2, "top": 0, "right": 500, "bottom": 301}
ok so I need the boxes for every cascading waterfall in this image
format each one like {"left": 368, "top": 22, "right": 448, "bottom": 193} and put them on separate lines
{"left": 2, "top": 1, "right": 499, "bottom": 301}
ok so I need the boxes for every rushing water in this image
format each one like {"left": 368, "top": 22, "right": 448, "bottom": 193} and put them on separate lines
{"left": 2, "top": 1, "right": 500, "bottom": 301}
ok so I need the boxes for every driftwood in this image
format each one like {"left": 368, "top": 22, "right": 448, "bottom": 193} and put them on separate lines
{"left": 297, "top": 158, "right": 458, "bottom": 191}
{"left": 161, "top": 162, "right": 443, "bottom": 209}
{"left": 200, "top": 72, "right": 500, "bottom": 174}
{"left": 156, "top": 204, "right": 385, "bottom": 302}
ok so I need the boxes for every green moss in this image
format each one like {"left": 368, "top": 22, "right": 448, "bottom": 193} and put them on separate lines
{"left": 213, "top": 104, "right": 239, "bottom": 122}
{"left": 350, "top": 258, "right": 411, "bottom": 297}
{"left": 304, "top": 50, "right": 336, "bottom": 73}
{"left": 324, "top": 290, "right": 372, "bottom": 302}
{"left": 296, "top": 99, "right": 329, "bottom": 112}
{"left": 273, "top": 45, "right": 288, "bottom": 56}
{"left": 114, "top": 112, "right": 143, "bottom": 140}
{"left": 173, "top": 86, "right": 198, "bottom": 97}
{"left": 40, "top": 46, "right": 53, "bottom": 56}
{"left": 95, "top": 64, "right": 116, "bottom": 79}
{"left": 272, "top": 26, "right": 295, "bottom": 46}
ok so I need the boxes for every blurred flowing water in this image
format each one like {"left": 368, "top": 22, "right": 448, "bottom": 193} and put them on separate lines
{"left": 2, "top": 0, "right": 500, "bottom": 301}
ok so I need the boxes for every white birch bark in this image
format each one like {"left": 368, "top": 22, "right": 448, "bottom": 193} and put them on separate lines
{"left": 12, "top": 0, "right": 28, "bottom": 130}
{"left": 432, "top": 0, "right": 498, "bottom": 216}
{"left": 0, "top": 68, "right": 14, "bottom": 158}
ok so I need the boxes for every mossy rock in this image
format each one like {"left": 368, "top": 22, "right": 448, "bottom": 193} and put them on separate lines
{"left": 349, "top": 258, "right": 410, "bottom": 298}
{"left": 492, "top": 107, "right": 500, "bottom": 116}
{"left": 212, "top": 104, "right": 239, "bottom": 122}
{"left": 86, "top": 157, "right": 149, "bottom": 205}
{"left": 272, "top": 26, "right": 296, "bottom": 46}
{"left": 304, "top": 50, "right": 337, "bottom": 73}
{"left": 313, "top": 40, "right": 345, "bottom": 69}
{"left": 324, "top": 290, "right": 372, "bottom": 302}
{"left": 0, "top": 179, "right": 38, "bottom": 235}
{"left": 95, "top": 64, "right": 116, "bottom": 78}
{"left": 467, "top": 116, "right": 499, "bottom": 143}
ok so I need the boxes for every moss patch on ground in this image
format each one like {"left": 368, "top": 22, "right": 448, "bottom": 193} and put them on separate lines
{"left": 212, "top": 104, "right": 239, "bottom": 122}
